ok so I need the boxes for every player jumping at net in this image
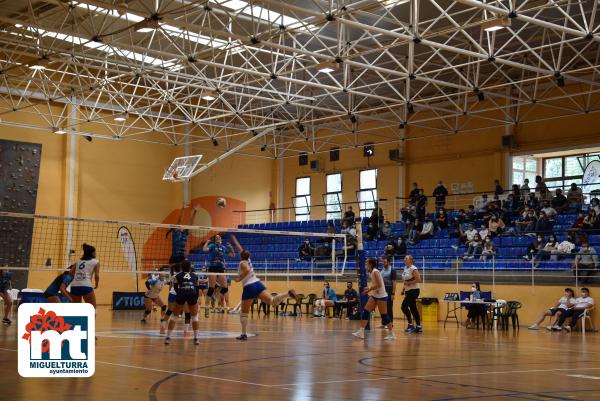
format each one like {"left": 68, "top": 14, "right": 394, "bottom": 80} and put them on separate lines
{"left": 43, "top": 268, "right": 73, "bottom": 303}
{"left": 0, "top": 269, "right": 13, "bottom": 325}
{"left": 164, "top": 261, "right": 200, "bottom": 345}
{"left": 166, "top": 204, "right": 198, "bottom": 264}
{"left": 70, "top": 243, "right": 100, "bottom": 308}
{"left": 203, "top": 234, "right": 238, "bottom": 305}
{"left": 141, "top": 271, "right": 167, "bottom": 324}
{"left": 234, "top": 249, "right": 299, "bottom": 341}
{"left": 352, "top": 258, "right": 395, "bottom": 341}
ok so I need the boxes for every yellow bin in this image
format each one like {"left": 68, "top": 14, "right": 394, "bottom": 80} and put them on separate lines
{"left": 418, "top": 298, "right": 439, "bottom": 323}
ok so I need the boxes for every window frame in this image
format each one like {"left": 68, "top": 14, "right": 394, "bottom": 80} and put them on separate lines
{"left": 357, "top": 168, "right": 378, "bottom": 218}
{"left": 294, "top": 176, "right": 311, "bottom": 221}
{"left": 325, "top": 173, "right": 343, "bottom": 221}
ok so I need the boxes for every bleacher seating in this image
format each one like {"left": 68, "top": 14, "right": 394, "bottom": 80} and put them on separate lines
{"left": 187, "top": 210, "right": 599, "bottom": 272}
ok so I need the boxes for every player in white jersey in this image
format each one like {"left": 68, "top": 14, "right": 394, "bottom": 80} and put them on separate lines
{"left": 352, "top": 258, "right": 395, "bottom": 340}
{"left": 141, "top": 271, "right": 168, "bottom": 324}
{"left": 69, "top": 243, "right": 100, "bottom": 308}
{"left": 234, "top": 250, "right": 298, "bottom": 341}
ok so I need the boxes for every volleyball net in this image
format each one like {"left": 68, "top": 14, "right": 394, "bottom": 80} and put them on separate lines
{"left": 0, "top": 212, "right": 349, "bottom": 282}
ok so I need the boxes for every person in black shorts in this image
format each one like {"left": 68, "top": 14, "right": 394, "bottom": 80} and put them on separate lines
{"left": 164, "top": 261, "right": 200, "bottom": 345}
{"left": 203, "top": 234, "right": 237, "bottom": 302}
{"left": 166, "top": 205, "right": 198, "bottom": 264}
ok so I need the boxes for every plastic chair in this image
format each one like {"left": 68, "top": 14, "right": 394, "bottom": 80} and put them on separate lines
{"left": 578, "top": 306, "right": 596, "bottom": 334}
{"left": 499, "top": 300, "right": 521, "bottom": 330}
{"left": 284, "top": 293, "right": 304, "bottom": 316}
{"left": 302, "top": 294, "right": 317, "bottom": 315}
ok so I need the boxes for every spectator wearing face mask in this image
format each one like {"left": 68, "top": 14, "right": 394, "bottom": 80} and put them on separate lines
{"left": 488, "top": 216, "right": 505, "bottom": 237}
{"left": 535, "top": 234, "right": 558, "bottom": 268}
{"left": 407, "top": 218, "right": 422, "bottom": 245}
{"left": 343, "top": 206, "right": 356, "bottom": 226}
{"left": 416, "top": 189, "right": 428, "bottom": 220}
{"left": 574, "top": 242, "right": 599, "bottom": 284}
{"left": 541, "top": 201, "right": 557, "bottom": 219}
{"left": 521, "top": 178, "right": 531, "bottom": 195}
{"left": 591, "top": 198, "right": 600, "bottom": 215}
{"left": 433, "top": 181, "right": 449, "bottom": 209}
{"left": 436, "top": 209, "right": 448, "bottom": 230}
{"left": 464, "top": 233, "right": 483, "bottom": 260}
{"left": 464, "top": 282, "right": 486, "bottom": 328}
{"left": 552, "top": 236, "right": 576, "bottom": 261}
{"left": 476, "top": 194, "right": 491, "bottom": 216}
{"left": 298, "top": 238, "right": 315, "bottom": 261}
{"left": 524, "top": 235, "right": 545, "bottom": 261}
{"left": 551, "top": 189, "right": 569, "bottom": 214}
{"left": 379, "top": 221, "right": 392, "bottom": 240}
{"left": 582, "top": 210, "right": 598, "bottom": 231}
{"left": 408, "top": 182, "right": 420, "bottom": 206}
{"left": 454, "top": 223, "right": 478, "bottom": 250}
{"left": 480, "top": 237, "right": 496, "bottom": 261}
{"left": 528, "top": 288, "right": 575, "bottom": 330}
{"left": 535, "top": 211, "right": 553, "bottom": 232}
{"left": 341, "top": 282, "right": 359, "bottom": 319}
{"left": 414, "top": 218, "right": 434, "bottom": 245}
{"left": 535, "top": 175, "right": 549, "bottom": 200}
{"left": 478, "top": 223, "right": 489, "bottom": 240}
{"left": 314, "top": 281, "right": 337, "bottom": 318}
{"left": 567, "top": 183, "right": 583, "bottom": 211}
{"left": 554, "top": 288, "right": 594, "bottom": 332}
{"left": 515, "top": 207, "right": 536, "bottom": 233}
{"left": 465, "top": 205, "right": 476, "bottom": 221}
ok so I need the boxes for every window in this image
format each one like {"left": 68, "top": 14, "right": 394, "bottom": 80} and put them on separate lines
{"left": 511, "top": 156, "right": 538, "bottom": 188}
{"left": 358, "top": 169, "right": 378, "bottom": 218}
{"left": 294, "top": 177, "right": 311, "bottom": 221}
{"left": 543, "top": 154, "right": 588, "bottom": 193}
{"left": 325, "top": 173, "right": 343, "bottom": 220}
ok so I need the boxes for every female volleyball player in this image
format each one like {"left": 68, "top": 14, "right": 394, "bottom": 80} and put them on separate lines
{"left": 164, "top": 261, "right": 200, "bottom": 345}
{"left": 203, "top": 234, "right": 235, "bottom": 302}
{"left": 235, "top": 250, "right": 298, "bottom": 341}
{"left": 141, "top": 272, "right": 167, "bottom": 323}
{"left": 162, "top": 264, "right": 181, "bottom": 335}
{"left": 0, "top": 269, "right": 13, "bottom": 325}
{"left": 43, "top": 268, "right": 73, "bottom": 303}
{"left": 352, "top": 258, "right": 395, "bottom": 340}
{"left": 401, "top": 255, "right": 422, "bottom": 333}
{"left": 197, "top": 266, "right": 209, "bottom": 317}
{"left": 69, "top": 243, "right": 100, "bottom": 308}
{"left": 166, "top": 204, "right": 198, "bottom": 264}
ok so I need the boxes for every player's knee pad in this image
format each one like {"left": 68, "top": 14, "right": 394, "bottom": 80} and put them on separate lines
{"left": 220, "top": 287, "right": 228, "bottom": 295}
{"left": 144, "top": 309, "right": 151, "bottom": 315}
{"left": 207, "top": 287, "right": 215, "bottom": 297}
{"left": 165, "top": 309, "right": 173, "bottom": 316}
{"left": 241, "top": 313, "right": 248, "bottom": 319}
{"left": 381, "top": 314, "right": 391, "bottom": 326}
{"left": 192, "top": 314, "right": 199, "bottom": 322}
{"left": 361, "top": 309, "right": 371, "bottom": 320}
{"left": 161, "top": 305, "right": 167, "bottom": 312}
{"left": 184, "top": 312, "right": 191, "bottom": 323}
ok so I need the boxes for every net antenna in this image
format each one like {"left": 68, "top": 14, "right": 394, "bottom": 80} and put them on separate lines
{"left": 163, "top": 155, "right": 203, "bottom": 182}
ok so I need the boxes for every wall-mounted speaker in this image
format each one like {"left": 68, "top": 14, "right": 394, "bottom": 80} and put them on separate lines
{"left": 389, "top": 148, "right": 401, "bottom": 161}
{"left": 310, "top": 160, "right": 320, "bottom": 171}
{"left": 299, "top": 152, "right": 308, "bottom": 166}
{"left": 330, "top": 147, "right": 339, "bottom": 162}
{"left": 363, "top": 143, "right": 374, "bottom": 157}
{"left": 502, "top": 135, "right": 516, "bottom": 148}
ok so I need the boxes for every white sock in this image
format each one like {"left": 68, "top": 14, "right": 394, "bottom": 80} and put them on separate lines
{"left": 241, "top": 313, "right": 249, "bottom": 335}
{"left": 193, "top": 330, "right": 198, "bottom": 339}
{"left": 184, "top": 323, "right": 190, "bottom": 332}
{"left": 167, "top": 328, "right": 173, "bottom": 337}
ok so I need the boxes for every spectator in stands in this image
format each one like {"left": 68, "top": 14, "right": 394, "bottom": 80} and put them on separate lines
{"left": 582, "top": 210, "right": 598, "bottom": 232}
{"left": 408, "top": 182, "right": 420, "bottom": 206}
{"left": 416, "top": 189, "right": 428, "bottom": 220}
{"left": 478, "top": 222, "right": 489, "bottom": 240}
{"left": 394, "top": 236, "right": 407, "bottom": 256}
{"left": 476, "top": 194, "right": 491, "bottom": 215}
{"left": 552, "top": 236, "right": 576, "bottom": 260}
{"left": 488, "top": 216, "right": 505, "bottom": 237}
{"left": 574, "top": 242, "right": 598, "bottom": 284}
{"left": 341, "top": 282, "right": 359, "bottom": 319}
{"left": 567, "top": 183, "right": 583, "bottom": 211}
{"left": 525, "top": 235, "right": 545, "bottom": 261}
{"left": 503, "top": 193, "right": 519, "bottom": 212}
{"left": 551, "top": 189, "right": 569, "bottom": 213}
{"left": 407, "top": 218, "right": 422, "bottom": 245}
{"left": 433, "top": 181, "right": 449, "bottom": 209}
{"left": 340, "top": 220, "right": 356, "bottom": 237}
{"left": 380, "top": 221, "right": 392, "bottom": 240}
{"left": 337, "top": 234, "right": 357, "bottom": 258}
{"left": 524, "top": 209, "right": 538, "bottom": 232}
{"left": 535, "top": 234, "right": 558, "bottom": 267}
{"left": 591, "top": 198, "right": 600, "bottom": 215}
{"left": 528, "top": 288, "right": 575, "bottom": 330}
{"left": 525, "top": 192, "right": 540, "bottom": 210}
{"left": 541, "top": 201, "right": 557, "bottom": 219}
{"left": 480, "top": 237, "right": 496, "bottom": 261}
{"left": 515, "top": 207, "right": 533, "bottom": 233}
{"left": 570, "top": 212, "right": 586, "bottom": 232}
{"left": 521, "top": 178, "right": 531, "bottom": 195}
{"left": 535, "top": 175, "right": 550, "bottom": 200}
{"left": 461, "top": 205, "right": 472, "bottom": 220}
{"left": 453, "top": 209, "right": 466, "bottom": 225}
{"left": 414, "top": 218, "right": 434, "bottom": 245}
{"left": 535, "top": 210, "right": 554, "bottom": 232}
{"left": 313, "top": 281, "right": 337, "bottom": 318}
{"left": 463, "top": 233, "right": 483, "bottom": 260}
{"left": 494, "top": 179, "right": 504, "bottom": 195}
{"left": 554, "top": 287, "right": 594, "bottom": 332}
{"left": 400, "top": 206, "right": 416, "bottom": 226}
{"left": 465, "top": 282, "right": 486, "bottom": 328}
{"left": 455, "top": 222, "right": 478, "bottom": 249}
{"left": 298, "top": 238, "right": 315, "bottom": 261}
{"left": 371, "top": 202, "right": 384, "bottom": 226}
{"left": 436, "top": 209, "right": 448, "bottom": 230}
{"left": 343, "top": 206, "right": 355, "bottom": 226}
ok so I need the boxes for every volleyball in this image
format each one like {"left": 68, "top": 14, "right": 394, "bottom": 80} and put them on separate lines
{"left": 216, "top": 197, "right": 227, "bottom": 208}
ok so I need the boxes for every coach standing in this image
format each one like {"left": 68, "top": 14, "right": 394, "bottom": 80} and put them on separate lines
{"left": 380, "top": 257, "right": 397, "bottom": 322}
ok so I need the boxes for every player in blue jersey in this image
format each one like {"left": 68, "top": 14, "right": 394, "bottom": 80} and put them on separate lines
{"left": 203, "top": 234, "right": 238, "bottom": 303}
{"left": 0, "top": 269, "right": 13, "bottom": 325}
{"left": 43, "top": 269, "right": 73, "bottom": 303}
{"left": 164, "top": 261, "right": 200, "bottom": 345}
{"left": 166, "top": 205, "right": 198, "bottom": 264}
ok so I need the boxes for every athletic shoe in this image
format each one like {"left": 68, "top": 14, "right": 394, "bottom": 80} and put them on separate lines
{"left": 414, "top": 326, "right": 423, "bottom": 333}
{"left": 377, "top": 324, "right": 387, "bottom": 329}
{"left": 552, "top": 325, "right": 562, "bottom": 331}
{"left": 236, "top": 334, "right": 248, "bottom": 341}
{"left": 2, "top": 318, "right": 11, "bottom": 325}
{"left": 528, "top": 324, "right": 539, "bottom": 330}
{"left": 194, "top": 338, "right": 200, "bottom": 345}
{"left": 546, "top": 325, "right": 553, "bottom": 331}
{"left": 183, "top": 330, "right": 192, "bottom": 337}
{"left": 384, "top": 332, "right": 397, "bottom": 341}
{"left": 164, "top": 337, "right": 171, "bottom": 345}
{"left": 564, "top": 326, "right": 572, "bottom": 333}
{"left": 140, "top": 318, "right": 146, "bottom": 323}
{"left": 404, "top": 324, "right": 415, "bottom": 333}
{"left": 159, "top": 327, "right": 166, "bottom": 335}
{"left": 352, "top": 330, "right": 365, "bottom": 339}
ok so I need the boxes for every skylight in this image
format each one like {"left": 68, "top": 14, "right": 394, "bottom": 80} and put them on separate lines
{"left": 210, "top": 0, "right": 315, "bottom": 31}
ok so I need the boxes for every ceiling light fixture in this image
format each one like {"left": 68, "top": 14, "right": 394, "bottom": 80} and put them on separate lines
{"left": 113, "top": 114, "right": 127, "bottom": 122}
{"left": 29, "top": 56, "right": 50, "bottom": 70}
{"left": 316, "top": 60, "right": 339, "bottom": 73}
{"left": 53, "top": 127, "right": 66, "bottom": 134}
{"left": 481, "top": 17, "right": 511, "bottom": 32}
{"left": 201, "top": 89, "right": 219, "bottom": 101}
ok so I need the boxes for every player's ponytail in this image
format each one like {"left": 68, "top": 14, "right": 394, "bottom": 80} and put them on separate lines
{"left": 82, "top": 243, "right": 96, "bottom": 260}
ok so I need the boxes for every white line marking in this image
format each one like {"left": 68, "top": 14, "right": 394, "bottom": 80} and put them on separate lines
{"left": 567, "top": 374, "right": 600, "bottom": 380}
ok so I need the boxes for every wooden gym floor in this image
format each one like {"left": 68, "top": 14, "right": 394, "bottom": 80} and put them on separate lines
{"left": 1, "top": 306, "right": 600, "bottom": 401}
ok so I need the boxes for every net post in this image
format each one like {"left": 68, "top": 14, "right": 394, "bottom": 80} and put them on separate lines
{"left": 421, "top": 256, "right": 425, "bottom": 290}
{"left": 287, "top": 258, "right": 290, "bottom": 288}
{"left": 356, "top": 221, "right": 369, "bottom": 330}
{"left": 331, "top": 238, "right": 336, "bottom": 274}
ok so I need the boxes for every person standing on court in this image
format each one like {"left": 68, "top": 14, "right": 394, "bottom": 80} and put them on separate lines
{"left": 380, "top": 257, "right": 397, "bottom": 324}
{"left": 401, "top": 255, "right": 422, "bottom": 333}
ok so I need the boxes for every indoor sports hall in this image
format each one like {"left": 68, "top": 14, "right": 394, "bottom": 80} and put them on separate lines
{"left": 1, "top": 0, "right": 600, "bottom": 400}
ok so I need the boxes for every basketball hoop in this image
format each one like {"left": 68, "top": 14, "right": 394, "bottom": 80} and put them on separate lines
{"left": 163, "top": 155, "right": 203, "bottom": 182}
